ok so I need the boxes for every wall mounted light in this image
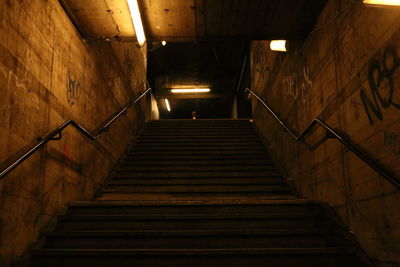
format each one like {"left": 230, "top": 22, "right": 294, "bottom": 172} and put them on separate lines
{"left": 363, "top": 0, "right": 400, "bottom": 6}
{"left": 171, "top": 88, "right": 211, "bottom": 93}
{"left": 127, "top": 0, "right": 146, "bottom": 46}
{"left": 270, "top": 40, "right": 287, "bottom": 52}
{"left": 164, "top": 99, "right": 171, "bottom": 111}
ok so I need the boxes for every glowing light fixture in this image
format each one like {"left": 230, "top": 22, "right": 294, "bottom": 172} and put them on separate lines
{"left": 165, "top": 99, "right": 171, "bottom": 112}
{"left": 171, "top": 88, "right": 210, "bottom": 93}
{"left": 161, "top": 40, "right": 167, "bottom": 46}
{"left": 363, "top": 0, "right": 400, "bottom": 6}
{"left": 127, "top": 0, "right": 146, "bottom": 46}
{"left": 270, "top": 40, "right": 287, "bottom": 52}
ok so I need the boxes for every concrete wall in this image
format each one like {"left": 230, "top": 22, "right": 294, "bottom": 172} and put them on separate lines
{"left": 0, "top": 0, "right": 147, "bottom": 265}
{"left": 250, "top": 0, "right": 400, "bottom": 265}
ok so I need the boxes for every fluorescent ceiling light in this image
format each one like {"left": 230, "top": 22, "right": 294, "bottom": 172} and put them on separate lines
{"left": 363, "top": 0, "right": 400, "bottom": 6}
{"left": 171, "top": 88, "right": 211, "bottom": 93}
{"left": 127, "top": 0, "right": 146, "bottom": 46}
{"left": 270, "top": 40, "right": 287, "bottom": 52}
{"left": 165, "top": 99, "right": 171, "bottom": 112}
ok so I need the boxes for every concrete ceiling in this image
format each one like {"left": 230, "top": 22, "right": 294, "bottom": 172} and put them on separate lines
{"left": 60, "top": 0, "right": 327, "bottom": 42}
{"left": 60, "top": 0, "right": 327, "bottom": 118}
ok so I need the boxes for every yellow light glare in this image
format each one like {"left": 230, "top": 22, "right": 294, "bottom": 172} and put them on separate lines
{"left": 363, "top": 0, "right": 400, "bottom": 6}
{"left": 171, "top": 88, "right": 211, "bottom": 93}
{"left": 127, "top": 0, "right": 146, "bottom": 46}
{"left": 165, "top": 99, "right": 171, "bottom": 112}
{"left": 161, "top": 40, "right": 167, "bottom": 46}
{"left": 270, "top": 40, "right": 287, "bottom": 52}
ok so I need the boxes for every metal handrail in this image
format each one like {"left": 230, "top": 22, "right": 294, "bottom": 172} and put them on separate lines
{"left": 0, "top": 88, "right": 151, "bottom": 180}
{"left": 246, "top": 87, "right": 400, "bottom": 190}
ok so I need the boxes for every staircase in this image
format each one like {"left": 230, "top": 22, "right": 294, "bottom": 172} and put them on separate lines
{"left": 30, "top": 119, "right": 369, "bottom": 266}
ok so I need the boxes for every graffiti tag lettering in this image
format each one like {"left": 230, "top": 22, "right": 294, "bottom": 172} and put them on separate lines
{"left": 66, "top": 72, "right": 81, "bottom": 105}
{"left": 360, "top": 45, "right": 400, "bottom": 125}
{"left": 283, "top": 66, "right": 313, "bottom": 106}
{"left": 384, "top": 130, "right": 400, "bottom": 156}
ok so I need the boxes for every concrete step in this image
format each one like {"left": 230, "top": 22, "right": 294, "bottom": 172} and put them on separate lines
{"left": 113, "top": 165, "right": 278, "bottom": 172}
{"left": 107, "top": 177, "right": 284, "bottom": 185}
{"left": 128, "top": 146, "right": 265, "bottom": 152}
{"left": 121, "top": 156, "right": 271, "bottom": 162}
{"left": 138, "top": 133, "right": 259, "bottom": 137}
{"left": 111, "top": 171, "right": 282, "bottom": 178}
{"left": 147, "top": 119, "right": 251, "bottom": 123}
{"left": 111, "top": 170, "right": 281, "bottom": 178}
{"left": 145, "top": 122, "right": 252, "bottom": 126}
{"left": 135, "top": 138, "right": 262, "bottom": 147}
{"left": 102, "top": 184, "right": 291, "bottom": 193}
{"left": 56, "top": 213, "right": 333, "bottom": 231}
{"left": 145, "top": 122, "right": 253, "bottom": 128}
{"left": 30, "top": 248, "right": 364, "bottom": 267}
{"left": 118, "top": 159, "right": 274, "bottom": 167}
{"left": 42, "top": 230, "right": 347, "bottom": 249}
{"left": 133, "top": 141, "right": 262, "bottom": 146}
{"left": 97, "top": 192, "right": 296, "bottom": 201}
{"left": 124, "top": 151, "right": 270, "bottom": 157}
{"left": 136, "top": 136, "right": 259, "bottom": 141}
{"left": 143, "top": 127, "right": 255, "bottom": 132}
{"left": 140, "top": 130, "right": 257, "bottom": 136}
{"left": 66, "top": 200, "right": 321, "bottom": 216}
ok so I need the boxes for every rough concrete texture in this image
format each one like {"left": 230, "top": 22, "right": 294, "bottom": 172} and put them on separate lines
{"left": 0, "top": 0, "right": 147, "bottom": 265}
{"left": 250, "top": 0, "right": 400, "bottom": 265}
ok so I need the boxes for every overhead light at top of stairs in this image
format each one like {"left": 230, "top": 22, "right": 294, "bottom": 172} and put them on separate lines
{"left": 171, "top": 88, "right": 211, "bottom": 93}
{"left": 363, "top": 0, "right": 400, "bottom": 6}
{"left": 127, "top": 0, "right": 146, "bottom": 46}
{"left": 270, "top": 40, "right": 287, "bottom": 52}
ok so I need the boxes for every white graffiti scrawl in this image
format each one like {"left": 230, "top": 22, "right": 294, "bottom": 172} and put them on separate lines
{"left": 283, "top": 66, "right": 313, "bottom": 107}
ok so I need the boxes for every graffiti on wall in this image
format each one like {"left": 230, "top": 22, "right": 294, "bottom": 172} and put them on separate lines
{"left": 0, "top": 43, "right": 39, "bottom": 126}
{"left": 384, "top": 130, "right": 400, "bottom": 156}
{"left": 252, "top": 41, "right": 313, "bottom": 108}
{"left": 283, "top": 66, "right": 313, "bottom": 107}
{"left": 66, "top": 71, "right": 81, "bottom": 105}
{"left": 360, "top": 45, "right": 400, "bottom": 125}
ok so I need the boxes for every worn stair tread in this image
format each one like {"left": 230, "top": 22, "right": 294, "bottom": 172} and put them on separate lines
{"left": 128, "top": 149, "right": 265, "bottom": 155}
{"left": 58, "top": 213, "right": 320, "bottom": 221}
{"left": 136, "top": 137, "right": 260, "bottom": 141}
{"left": 113, "top": 169, "right": 279, "bottom": 174}
{"left": 125, "top": 151, "right": 269, "bottom": 156}
{"left": 114, "top": 166, "right": 278, "bottom": 171}
{"left": 123, "top": 155, "right": 270, "bottom": 161}
{"left": 132, "top": 142, "right": 262, "bottom": 147}
{"left": 138, "top": 134, "right": 259, "bottom": 138}
{"left": 101, "top": 186, "right": 291, "bottom": 193}
{"left": 97, "top": 193, "right": 297, "bottom": 201}
{"left": 69, "top": 199, "right": 315, "bottom": 206}
{"left": 141, "top": 128, "right": 255, "bottom": 131}
{"left": 106, "top": 179, "right": 285, "bottom": 185}
{"left": 112, "top": 172, "right": 282, "bottom": 179}
{"left": 118, "top": 160, "right": 273, "bottom": 166}
{"left": 123, "top": 155, "right": 271, "bottom": 160}
{"left": 32, "top": 247, "right": 357, "bottom": 256}
{"left": 45, "top": 229, "right": 339, "bottom": 237}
